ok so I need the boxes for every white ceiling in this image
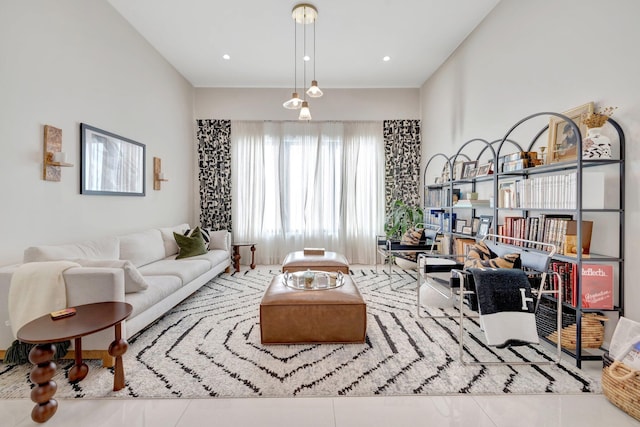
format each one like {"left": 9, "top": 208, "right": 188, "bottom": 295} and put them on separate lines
{"left": 107, "top": 0, "right": 500, "bottom": 89}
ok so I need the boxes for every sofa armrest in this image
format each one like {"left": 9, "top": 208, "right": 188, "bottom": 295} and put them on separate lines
{"left": 0, "top": 265, "right": 125, "bottom": 351}
{"left": 64, "top": 267, "right": 126, "bottom": 306}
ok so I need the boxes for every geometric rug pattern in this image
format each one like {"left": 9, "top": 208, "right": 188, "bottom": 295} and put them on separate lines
{"left": 0, "top": 267, "right": 599, "bottom": 399}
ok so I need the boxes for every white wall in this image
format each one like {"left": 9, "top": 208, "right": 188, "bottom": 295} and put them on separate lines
{"left": 420, "top": 0, "right": 640, "bottom": 320}
{"left": 195, "top": 88, "right": 420, "bottom": 120}
{"left": 0, "top": 0, "right": 196, "bottom": 265}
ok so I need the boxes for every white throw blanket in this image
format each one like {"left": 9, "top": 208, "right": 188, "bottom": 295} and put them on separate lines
{"left": 8, "top": 261, "right": 80, "bottom": 338}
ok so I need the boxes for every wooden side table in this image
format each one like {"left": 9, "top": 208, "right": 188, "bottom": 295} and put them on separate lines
{"left": 17, "top": 301, "right": 132, "bottom": 423}
{"left": 232, "top": 242, "right": 256, "bottom": 272}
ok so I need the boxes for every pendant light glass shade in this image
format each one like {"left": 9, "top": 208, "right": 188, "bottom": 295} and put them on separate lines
{"left": 306, "top": 80, "right": 323, "bottom": 98}
{"left": 283, "top": 92, "right": 303, "bottom": 109}
{"left": 298, "top": 101, "right": 312, "bottom": 120}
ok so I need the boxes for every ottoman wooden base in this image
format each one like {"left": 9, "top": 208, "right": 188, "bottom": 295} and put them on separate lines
{"left": 282, "top": 251, "right": 349, "bottom": 274}
{"left": 260, "top": 274, "right": 366, "bottom": 344}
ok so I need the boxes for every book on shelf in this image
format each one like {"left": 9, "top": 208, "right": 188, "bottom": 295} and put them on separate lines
{"left": 453, "top": 199, "right": 491, "bottom": 208}
{"left": 578, "top": 264, "right": 614, "bottom": 309}
{"left": 496, "top": 214, "right": 591, "bottom": 253}
{"left": 507, "top": 172, "right": 577, "bottom": 210}
{"left": 549, "top": 261, "right": 614, "bottom": 309}
{"left": 454, "top": 237, "right": 476, "bottom": 257}
{"left": 536, "top": 214, "right": 573, "bottom": 251}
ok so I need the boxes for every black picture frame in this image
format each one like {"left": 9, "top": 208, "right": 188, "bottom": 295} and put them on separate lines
{"left": 472, "top": 217, "right": 481, "bottom": 233}
{"left": 461, "top": 161, "right": 478, "bottom": 179}
{"left": 476, "top": 215, "right": 493, "bottom": 239}
{"left": 80, "top": 123, "right": 146, "bottom": 196}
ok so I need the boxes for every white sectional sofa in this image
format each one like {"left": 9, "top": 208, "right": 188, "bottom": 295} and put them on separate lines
{"left": 0, "top": 223, "right": 231, "bottom": 366}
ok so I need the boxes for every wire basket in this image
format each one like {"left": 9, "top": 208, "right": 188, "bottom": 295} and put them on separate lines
{"left": 535, "top": 298, "right": 607, "bottom": 350}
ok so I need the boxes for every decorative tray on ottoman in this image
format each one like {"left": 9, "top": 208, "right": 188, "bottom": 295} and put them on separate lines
{"left": 282, "top": 270, "right": 345, "bottom": 291}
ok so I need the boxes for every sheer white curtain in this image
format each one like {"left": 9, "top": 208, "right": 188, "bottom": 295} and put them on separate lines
{"left": 232, "top": 121, "right": 384, "bottom": 264}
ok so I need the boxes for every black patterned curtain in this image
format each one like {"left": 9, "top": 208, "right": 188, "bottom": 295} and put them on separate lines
{"left": 383, "top": 119, "right": 422, "bottom": 218}
{"left": 196, "top": 119, "right": 232, "bottom": 231}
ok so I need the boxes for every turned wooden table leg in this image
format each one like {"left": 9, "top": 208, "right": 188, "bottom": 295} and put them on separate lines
{"left": 68, "top": 337, "right": 89, "bottom": 383}
{"left": 233, "top": 245, "right": 241, "bottom": 272}
{"left": 250, "top": 244, "right": 256, "bottom": 269}
{"left": 108, "top": 322, "right": 128, "bottom": 391}
{"left": 28, "top": 343, "right": 58, "bottom": 423}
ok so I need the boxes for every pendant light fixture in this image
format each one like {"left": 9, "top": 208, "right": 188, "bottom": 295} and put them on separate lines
{"left": 282, "top": 9, "right": 302, "bottom": 110}
{"left": 284, "top": 4, "right": 320, "bottom": 120}
{"left": 306, "top": 14, "right": 323, "bottom": 98}
{"left": 299, "top": 101, "right": 312, "bottom": 120}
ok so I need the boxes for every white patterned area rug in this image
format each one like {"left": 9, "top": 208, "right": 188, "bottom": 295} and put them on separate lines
{"left": 0, "top": 267, "right": 599, "bottom": 399}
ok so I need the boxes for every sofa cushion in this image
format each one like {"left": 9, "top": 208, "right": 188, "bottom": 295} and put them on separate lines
{"left": 185, "top": 249, "right": 230, "bottom": 268}
{"left": 206, "top": 229, "right": 229, "bottom": 251}
{"left": 137, "top": 258, "right": 211, "bottom": 284}
{"left": 124, "top": 275, "right": 182, "bottom": 318}
{"left": 73, "top": 259, "right": 148, "bottom": 293}
{"left": 174, "top": 228, "right": 207, "bottom": 259}
{"left": 24, "top": 236, "right": 120, "bottom": 263}
{"left": 159, "top": 223, "right": 190, "bottom": 257}
{"left": 119, "top": 229, "right": 165, "bottom": 267}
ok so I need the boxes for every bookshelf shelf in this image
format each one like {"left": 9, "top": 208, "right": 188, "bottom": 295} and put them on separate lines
{"left": 423, "top": 112, "right": 625, "bottom": 368}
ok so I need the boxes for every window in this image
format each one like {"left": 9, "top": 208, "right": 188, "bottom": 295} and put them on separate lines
{"left": 232, "top": 121, "right": 384, "bottom": 264}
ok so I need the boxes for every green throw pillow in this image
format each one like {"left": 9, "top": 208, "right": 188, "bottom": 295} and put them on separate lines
{"left": 174, "top": 226, "right": 207, "bottom": 259}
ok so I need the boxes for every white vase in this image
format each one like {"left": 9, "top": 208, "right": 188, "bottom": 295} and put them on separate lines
{"left": 582, "top": 127, "right": 612, "bottom": 159}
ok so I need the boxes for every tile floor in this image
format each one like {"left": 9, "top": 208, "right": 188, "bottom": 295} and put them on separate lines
{"left": 3, "top": 388, "right": 640, "bottom": 427}
{"left": 4, "top": 267, "right": 639, "bottom": 426}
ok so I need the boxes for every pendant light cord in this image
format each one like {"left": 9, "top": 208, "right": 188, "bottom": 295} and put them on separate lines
{"left": 303, "top": 6, "right": 307, "bottom": 101}
{"left": 294, "top": 16, "right": 297, "bottom": 93}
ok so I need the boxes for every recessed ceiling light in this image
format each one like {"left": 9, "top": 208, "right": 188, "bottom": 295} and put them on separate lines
{"left": 223, "top": 54, "right": 230, "bottom": 60}
{"left": 383, "top": 56, "right": 391, "bottom": 62}
{"left": 303, "top": 55, "right": 311, "bottom": 62}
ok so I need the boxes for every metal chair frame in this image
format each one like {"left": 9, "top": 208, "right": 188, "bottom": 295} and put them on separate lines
{"left": 419, "top": 234, "right": 564, "bottom": 366}
{"left": 376, "top": 224, "right": 442, "bottom": 290}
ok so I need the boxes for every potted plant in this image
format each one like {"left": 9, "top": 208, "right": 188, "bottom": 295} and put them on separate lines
{"left": 384, "top": 199, "right": 424, "bottom": 239}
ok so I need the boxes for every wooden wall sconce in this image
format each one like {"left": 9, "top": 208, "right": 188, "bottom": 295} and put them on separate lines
{"left": 153, "top": 157, "right": 168, "bottom": 190}
{"left": 43, "top": 125, "right": 73, "bottom": 182}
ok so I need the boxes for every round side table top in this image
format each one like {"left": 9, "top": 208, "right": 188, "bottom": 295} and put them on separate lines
{"left": 17, "top": 301, "right": 133, "bottom": 344}
{"left": 232, "top": 242, "right": 256, "bottom": 247}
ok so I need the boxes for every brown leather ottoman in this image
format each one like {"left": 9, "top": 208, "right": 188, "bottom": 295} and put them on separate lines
{"left": 282, "top": 250, "right": 349, "bottom": 274}
{"left": 260, "top": 274, "right": 366, "bottom": 344}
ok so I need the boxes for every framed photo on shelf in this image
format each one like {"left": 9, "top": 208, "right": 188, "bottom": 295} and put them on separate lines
{"left": 453, "top": 161, "right": 464, "bottom": 181}
{"left": 547, "top": 102, "right": 594, "bottom": 164}
{"left": 440, "top": 162, "right": 451, "bottom": 183}
{"left": 472, "top": 217, "right": 481, "bottom": 233}
{"left": 462, "top": 226, "right": 473, "bottom": 235}
{"left": 476, "top": 215, "right": 493, "bottom": 239}
{"left": 455, "top": 219, "right": 467, "bottom": 233}
{"left": 475, "top": 162, "right": 493, "bottom": 177}
{"left": 461, "top": 161, "right": 478, "bottom": 179}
